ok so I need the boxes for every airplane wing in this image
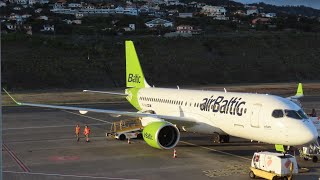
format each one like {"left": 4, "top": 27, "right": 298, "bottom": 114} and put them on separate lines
{"left": 83, "top": 90, "right": 127, "bottom": 96}
{"left": 4, "top": 89, "right": 197, "bottom": 127}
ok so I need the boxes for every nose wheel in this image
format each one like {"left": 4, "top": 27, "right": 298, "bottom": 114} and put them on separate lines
{"left": 212, "top": 133, "right": 230, "bottom": 143}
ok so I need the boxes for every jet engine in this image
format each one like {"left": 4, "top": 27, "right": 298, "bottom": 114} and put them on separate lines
{"left": 142, "top": 122, "right": 180, "bottom": 149}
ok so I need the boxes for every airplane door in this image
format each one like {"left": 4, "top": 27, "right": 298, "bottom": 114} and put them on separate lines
{"left": 250, "top": 104, "right": 261, "bottom": 128}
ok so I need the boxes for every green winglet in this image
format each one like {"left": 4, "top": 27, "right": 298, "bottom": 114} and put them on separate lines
{"left": 295, "top": 83, "right": 303, "bottom": 97}
{"left": 2, "top": 88, "right": 22, "bottom": 105}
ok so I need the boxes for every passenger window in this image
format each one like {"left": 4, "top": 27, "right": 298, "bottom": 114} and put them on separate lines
{"left": 272, "top": 110, "right": 284, "bottom": 118}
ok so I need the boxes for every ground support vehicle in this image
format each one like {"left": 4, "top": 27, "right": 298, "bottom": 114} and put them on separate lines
{"left": 299, "top": 141, "right": 320, "bottom": 163}
{"left": 249, "top": 152, "right": 298, "bottom": 180}
{"left": 106, "top": 118, "right": 143, "bottom": 140}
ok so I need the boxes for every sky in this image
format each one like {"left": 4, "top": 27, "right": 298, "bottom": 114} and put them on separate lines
{"left": 233, "top": 0, "right": 320, "bottom": 9}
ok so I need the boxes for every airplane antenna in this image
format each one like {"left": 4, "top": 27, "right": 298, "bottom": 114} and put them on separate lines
{"left": 177, "top": 85, "right": 179, "bottom": 90}
{"left": 224, "top": 88, "right": 227, "bottom": 93}
{"left": 153, "top": 85, "right": 155, "bottom": 88}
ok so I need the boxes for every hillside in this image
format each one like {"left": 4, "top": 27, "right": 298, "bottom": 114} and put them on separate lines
{"left": 2, "top": 32, "right": 320, "bottom": 90}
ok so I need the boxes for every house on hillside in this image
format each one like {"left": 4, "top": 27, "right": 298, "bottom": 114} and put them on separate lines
{"left": 201, "top": 5, "right": 228, "bottom": 20}
{"left": 68, "top": 3, "right": 82, "bottom": 8}
{"left": 246, "top": 6, "right": 259, "bottom": 15}
{"left": 0, "top": 1, "right": 6, "bottom": 7}
{"left": 264, "top": 13, "right": 276, "bottom": 18}
{"left": 37, "top": 15, "right": 48, "bottom": 21}
{"left": 28, "top": 0, "right": 38, "bottom": 6}
{"left": 16, "top": 0, "right": 27, "bottom": 5}
{"left": 176, "top": 25, "right": 201, "bottom": 34}
{"left": 164, "top": 0, "right": 179, "bottom": 6}
{"left": 41, "top": 25, "right": 54, "bottom": 32}
{"left": 145, "top": 18, "right": 173, "bottom": 28}
{"left": 35, "top": 8, "right": 42, "bottom": 13}
{"left": 178, "top": 13, "right": 193, "bottom": 18}
{"left": 251, "top": 17, "right": 270, "bottom": 25}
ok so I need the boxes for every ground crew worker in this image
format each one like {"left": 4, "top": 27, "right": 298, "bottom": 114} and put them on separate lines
{"left": 84, "top": 125, "right": 90, "bottom": 142}
{"left": 75, "top": 124, "right": 81, "bottom": 142}
{"left": 311, "top": 108, "right": 317, "bottom": 117}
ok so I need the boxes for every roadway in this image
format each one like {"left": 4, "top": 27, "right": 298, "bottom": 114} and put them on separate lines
{"left": 3, "top": 101, "right": 320, "bottom": 180}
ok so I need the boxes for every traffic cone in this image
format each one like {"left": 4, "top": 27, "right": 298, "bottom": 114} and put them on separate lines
{"left": 173, "top": 149, "right": 177, "bottom": 158}
{"left": 127, "top": 138, "right": 131, "bottom": 144}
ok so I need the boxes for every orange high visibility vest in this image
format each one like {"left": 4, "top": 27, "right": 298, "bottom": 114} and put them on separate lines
{"left": 75, "top": 126, "right": 80, "bottom": 134}
{"left": 84, "top": 127, "right": 90, "bottom": 135}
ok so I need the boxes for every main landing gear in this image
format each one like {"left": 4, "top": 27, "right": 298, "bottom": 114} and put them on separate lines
{"left": 212, "top": 133, "right": 230, "bottom": 143}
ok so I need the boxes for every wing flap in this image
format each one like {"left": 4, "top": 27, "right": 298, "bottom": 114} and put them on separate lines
{"left": 83, "top": 90, "right": 127, "bottom": 96}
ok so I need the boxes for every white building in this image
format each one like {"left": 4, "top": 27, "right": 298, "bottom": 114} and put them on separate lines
{"left": 68, "top": 3, "right": 82, "bottom": 8}
{"left": 145, "top": 18, "right": 173, "bottom": 28}
{"left": 75, "top": 12, "right": 84, "bottom": 18}
{"left": 22, "top": 14, "right": 32, "bottom": 19}
{"left": 41, "top": 25, "right": 54, "bottom": 32}
{"left": 35, "top": 8, "right": 42, "bottom": 13}
{"left": 201, "top": 5, "right": 228, "bottom": 20}
{"left": 13, "top": 6, "right": 22, "bottom": 10}
{"left": 115, "top": 6, "right": 124, "bottom": 13}
{"left": 124, "top": 8, "right": 138, "bottom": 16}
{"left": 129, "top": 24, "right": 135, "bottom": 30}
{"left": 16, "top": 0, "right": 27, "bottom": 5}
{"left": 246, "top": 6, "right": 259, "bottom": 15}
{"left": 0, "top": 1, "right": 7, "bottom": 7}
{"left": 265, "top": 13, "right": 276, "bottom": 18}
{"left": 164, "top": 0, "right": 179, "bottom": 6}
{"left": 202, "top": 5, "right": 226, "bottom": 16}
{"left": 38, "top": 15, "right": 48, "bottom": 20}
{"left": 178, "top": 13, "right": 193, "bottom": 18}
{"left": 28, "top": 0, "right": 38, "bottom": 6}
{"left": 53, "top": 2, "right": 65, "bottom": 9}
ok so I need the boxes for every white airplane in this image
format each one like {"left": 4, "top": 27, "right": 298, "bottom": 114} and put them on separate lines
{"left": 4, "top": 41, "right": 318, "bottom": 150}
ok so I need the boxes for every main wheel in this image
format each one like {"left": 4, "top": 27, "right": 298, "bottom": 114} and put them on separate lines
{"left": 119, "top": 134, "right": 126, "bottom": 141}
{"left": 212, "top": 133, "right": 221, "bottom": 143}
{"left": 249, "top": 170, "right": 255, "bottom": 179}
{"left": 303, "top": 157, "right": 309, "bottom": 161}
{"left": 137, "top": 133, "right": 143, "bottom": 139}
{"left": 312, "top": 156, "right": 318, "bottom": 163}
{"left": 222, "top": 135, "right": 230, "bottom": 143}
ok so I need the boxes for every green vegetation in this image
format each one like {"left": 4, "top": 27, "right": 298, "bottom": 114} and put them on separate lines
{"left": 2, "top": 32, "right": 320, "bottom": 90}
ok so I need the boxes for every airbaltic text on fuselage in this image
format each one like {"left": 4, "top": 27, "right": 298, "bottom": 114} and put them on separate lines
{"left": 200, "top": 96, "right": 246, "bottom": 116}
{"left": 128, "top": 74, "right": 141, "bottom": 83}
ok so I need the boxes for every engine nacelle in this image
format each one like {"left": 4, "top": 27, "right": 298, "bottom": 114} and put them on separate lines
{"left": 143, "top": 122, "right": 180, "bottom": 149}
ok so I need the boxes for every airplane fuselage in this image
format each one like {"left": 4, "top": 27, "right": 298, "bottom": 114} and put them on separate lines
{"left": 136, "top": 88, "right": 318, "bottom": 146}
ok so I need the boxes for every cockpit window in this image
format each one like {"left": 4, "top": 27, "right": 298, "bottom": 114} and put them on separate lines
{"left": 285, "top": 110, "right": 303, "bottom": 120}
{"left": 297, "top": 109, "right": 308, "bottom": 119}
{"left": 272, "top": 110, "right": 284, "bottom": 118}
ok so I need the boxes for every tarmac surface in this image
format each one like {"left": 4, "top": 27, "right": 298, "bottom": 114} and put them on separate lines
{"left": 3, "top": 98, "right": 320, "bottom": 180}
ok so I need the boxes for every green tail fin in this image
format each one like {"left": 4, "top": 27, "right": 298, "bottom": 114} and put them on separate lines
{"left": 125, "top": 41, "right": 150, "bottom": 88}
{"left": 295, "top": 83, "right": 303, "bottom": 97}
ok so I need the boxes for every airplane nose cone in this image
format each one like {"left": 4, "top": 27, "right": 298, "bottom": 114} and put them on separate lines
{"left": 302, "top": 123, "right": 318, "bottom": 144}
